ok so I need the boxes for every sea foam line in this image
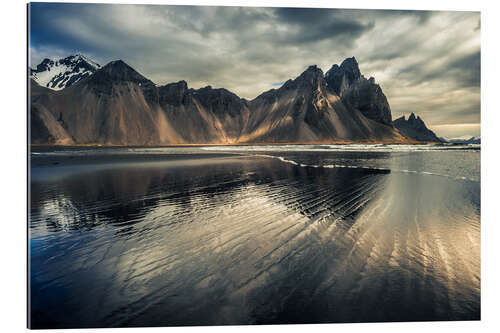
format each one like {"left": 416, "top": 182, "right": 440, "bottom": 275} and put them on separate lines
{"left": 252, "top": 154, "right": 478, "bottom": 183}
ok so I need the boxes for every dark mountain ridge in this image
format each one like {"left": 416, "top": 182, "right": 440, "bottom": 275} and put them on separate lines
{"left": 30, "top": 56, "right": 429, "bottom": 145}
{"left": 393, "top": 113, "right": 442, "bottom": 142}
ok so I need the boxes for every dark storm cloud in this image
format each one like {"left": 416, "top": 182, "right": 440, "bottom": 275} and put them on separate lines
{"left": 273, "top": 7, "right": 374, "bottom": 45}
{"left": 397, "top": 51, "right": 480, "bottom": 88}
{"left": 442, "top": 51, "right": 481, "bottom": 87}
{"left": 369, "top": 9, "right": 435, "bottom": 23}
{"left": 28, "top": 3, "right": 481, "bottom": 138}
{"left": 29, "top": 3, "right": 95, "bottom": 51}
{"left": 274, "top": 7, "right": 334, "bottom": 23}
{"left": 275, "top": 8, "right": 374, "bottom": 43}
{"left": 151, "top": 5, "right": 272, "bottom": 38}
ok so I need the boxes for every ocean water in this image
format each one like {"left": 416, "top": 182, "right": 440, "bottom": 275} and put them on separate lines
{"left": 29, "top": 145, "right": 480, "bottom": 328}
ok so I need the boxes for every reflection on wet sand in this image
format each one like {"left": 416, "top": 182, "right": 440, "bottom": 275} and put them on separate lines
{"left": 29, "top": 154, "right": 480, "bottom": 328}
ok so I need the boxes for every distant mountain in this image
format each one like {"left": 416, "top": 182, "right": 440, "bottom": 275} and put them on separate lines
{"left": 30, "top": 56, "right": 414, "bottom": 145}
{"left": 448, "top": 136, "right": 481, "bottom": 144}
{"left": 30, "top": 54, "right": 101, "bottom": 90}
{"left": 393, "top": 113, "right": 442, "bottom": 143}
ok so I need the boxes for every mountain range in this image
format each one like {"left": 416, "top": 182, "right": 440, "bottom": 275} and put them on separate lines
{"left": 29, "top": 55, "right": 442, "bottom": 145}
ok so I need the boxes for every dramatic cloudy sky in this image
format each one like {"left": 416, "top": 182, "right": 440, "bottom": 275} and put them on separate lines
{"left": 29, "top": 2, "right": 480, "bottom": 138}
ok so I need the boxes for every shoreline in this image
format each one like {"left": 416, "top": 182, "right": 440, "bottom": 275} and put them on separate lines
{"left": 29, "top": 141, "right": 450, "bottom": 148}
{"left": 29, "top": 151, "right": 247, "bottom": 168}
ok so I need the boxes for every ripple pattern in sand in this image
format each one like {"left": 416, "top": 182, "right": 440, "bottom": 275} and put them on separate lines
{"left": 29, "top": 155, "right": 480, "bottom": 327}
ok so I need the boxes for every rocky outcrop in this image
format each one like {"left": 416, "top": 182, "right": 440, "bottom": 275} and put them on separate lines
{"left": 325, "top": 57, "right": 361, "bottom": 97}
{"left": 325, "top": 57, "right": 392, "bottom": 125}
{"left": 393, "top": 113, "right": 442, "bottom": 142}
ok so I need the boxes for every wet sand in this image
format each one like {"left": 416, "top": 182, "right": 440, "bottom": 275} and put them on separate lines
{"left": 29, "top": 148, "right": 480, "bottom": 328}
{"left": 30, "top": 150, "right": 241, "bottom": 168}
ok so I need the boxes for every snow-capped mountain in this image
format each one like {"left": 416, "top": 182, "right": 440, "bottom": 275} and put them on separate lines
{"left": 30, "top": 54, "right": 100, "bottom": 90}
{"left": 446, "top": 136, "right": 481, "bottom": 144}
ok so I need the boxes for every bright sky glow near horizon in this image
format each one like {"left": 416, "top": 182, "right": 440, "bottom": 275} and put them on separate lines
{"left": 29, "top": 2, "right": 480, "bottom": 139}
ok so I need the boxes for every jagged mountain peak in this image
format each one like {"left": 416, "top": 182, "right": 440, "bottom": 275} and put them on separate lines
{"left": 301, "top": 65, "right": 324, "bottom": 77}
{"left": 279, "top": 65, "right": 326, "bottom": 92}
{"left": 339, "top": 56, "right": 361, "bottom": 80}
{"left": 393, "top": 113, "right": 441, "bottom": 142}
{"left": 304, "top": 64, "right": 321, "bottom": 72}
{"left": 196, "top": 85, "right": 239, "bottom": 96}
{"left": 324, "top": 57, "right": 392, "bottom": 125}
{"left": 298, "top": 65, "right": 324, "bottom": 83}
{"left": 325, "top": 56, "right": 362, "bottom": 96}
{"left": 252, "top": 65, "right": 327, "bottom": 104}
{"left": 30, "top": 54, "right": 101, "bottom": 90}
{"left": 407, "top": 113, "right": 427, "bottom": 127}
{"left": 299, "top": 64, "right": 323, "bottom": 74}
{"left": 99, "top": 60, "right": 143, "bottom": 78}
{"left": 161, "top": 80, "right": 188, "bottom": 90}
{"left": 193, "top": 85, "right": 246, "bottom": 104}
{"left": 61, "top": 54, "right": 100, "bottom": 69}
{"left": 396, "top": 113, "right": 423, "bottom": 123}
{"left": 87, "top": 59, "right": 154, "bottom": 88}
{"left": 193, "top": 85, "right": 247, "bottom": 117}
{"left": 75, "top": 59, "right": 161, "bottom": 105}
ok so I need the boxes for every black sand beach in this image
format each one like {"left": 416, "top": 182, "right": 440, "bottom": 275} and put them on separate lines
{"left": 29, "top": 146, "right": 480, "bottom": 328}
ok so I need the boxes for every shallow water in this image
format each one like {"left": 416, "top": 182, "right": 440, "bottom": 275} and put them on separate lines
{"left": 29, "top": 146, "right": 480, "bottom": 328}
